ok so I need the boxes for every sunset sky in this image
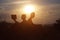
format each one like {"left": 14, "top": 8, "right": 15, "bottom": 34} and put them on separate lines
{"left": 0, "top": 0, "right": 60, "bottom": 24}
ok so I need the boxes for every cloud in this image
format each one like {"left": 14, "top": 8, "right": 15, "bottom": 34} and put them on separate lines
{"left": 33, "top": 0, "right": 60, "bottom": 5}
{"left": 0, "top": 0, "right": 60, "bottom": 5}
{"left": 0, "top": 1, "right": 31, "bottom": 5}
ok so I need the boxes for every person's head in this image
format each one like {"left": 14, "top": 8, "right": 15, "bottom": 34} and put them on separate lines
{"left": 30, "top": 12, "right": 35, "bottom": 19}
{"left": 21, "top": 14, "right": 26, "bottom": 21}
{"left": 11, "top": 15, "right": 17, "bottom": 21}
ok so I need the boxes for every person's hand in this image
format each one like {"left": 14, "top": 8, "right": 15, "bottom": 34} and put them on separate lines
{"left": 30, "top": 12, "right": 35, "bottom": 18}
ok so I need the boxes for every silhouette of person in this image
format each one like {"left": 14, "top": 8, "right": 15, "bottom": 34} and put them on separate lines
{"left": 28, "top": 12, "right": 35, "bottom": 25}
{"left": 20, "top": 14, "right": 30, "bottom": 40}
{"left": 11, "top": 15, "right": 18, "bottom": 23}
{"left": 11, "top": 15, "right": 22, "bottom": 40}
{"left": 21, "top": 14, "right": 27, "bottom": 24}
{"left": 20, "top": 14, "right": 29, "bottom": 31}
{"left": 27, "top": 12, "right": 36, "bottom": 40}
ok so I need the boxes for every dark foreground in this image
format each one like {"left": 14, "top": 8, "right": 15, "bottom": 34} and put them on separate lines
{"left": 0, "top": 20, "right": 60, "bottom": 40}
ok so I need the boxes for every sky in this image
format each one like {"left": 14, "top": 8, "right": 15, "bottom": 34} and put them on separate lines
{"left": 0, "top": 0, "right": 60, "bottom": 24}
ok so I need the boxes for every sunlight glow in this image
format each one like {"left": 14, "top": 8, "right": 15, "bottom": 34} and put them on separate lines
{"left": 23, "top": 5, "right": 35, "bottom": 14}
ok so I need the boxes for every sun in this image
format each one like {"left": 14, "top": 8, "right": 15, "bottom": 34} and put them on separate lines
{"left": 23, "top": 4, "right": 35, "bottom": 14}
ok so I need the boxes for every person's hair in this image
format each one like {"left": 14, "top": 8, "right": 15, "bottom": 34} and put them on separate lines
{"left": 11, "top": 15, "right": 17, "bottom": 20}
{"left": 21, "top": 14, "right": 26, "bottom": 20}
